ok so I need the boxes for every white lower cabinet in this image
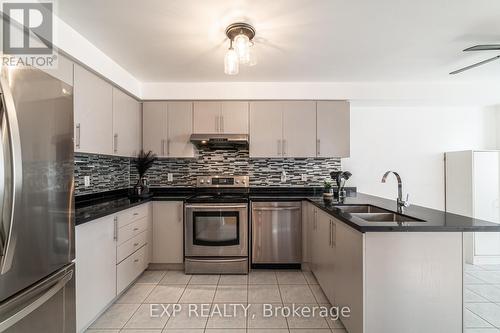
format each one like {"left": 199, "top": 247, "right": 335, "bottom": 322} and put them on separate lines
{"left": 332, "top": 216, "right": 363, "bottom": 333}
{"left": 76, "top": 202, "right": 152, "bottom": 332}
{"left": 152, "top": 201, "right": 184, "bottom": 263}
{"left": 76, "top": 216, "right": 117, "bottom": 333}
{"left": 117, "top": 245, "right": 148, "bottom": 294}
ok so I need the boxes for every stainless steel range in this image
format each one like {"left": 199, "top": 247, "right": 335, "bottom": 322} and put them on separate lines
{"left": 184, "top": 176, "right": 249, "bottom": 274}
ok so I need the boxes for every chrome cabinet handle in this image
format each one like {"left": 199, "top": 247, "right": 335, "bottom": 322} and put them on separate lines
{"left": 113, "top": 133, "right": 118, "bottom": 153}
{"left": 220, "top": 115, "right": 224, "bottom": 133}
{"left": 167, "top": 139, "right": 170, "bottom": 156}
{"left": 331, "top": 221, "right": 336, "bottom": 248}
{"left": 329, "top": 220, "right": 332, "bottom": 247}
{"left": 113, "top": 216, "right": 118, "bottom": 241}
{"left": 282, "top": 140, "right": 286, "bottom": 156}
{"left": 317, "top": 139, "right": 320, "bottom": 156}
{"left": 161, "top": 139, "right": 166, "bottom": 156}
{"left": 75, "top": 123, "right": 81, "bottom": 149}
{"left": 0, "top": 70, "right": 23, "bottom": 275}
{"left": 178, "top": 204, "right": 183, "bottom": 223}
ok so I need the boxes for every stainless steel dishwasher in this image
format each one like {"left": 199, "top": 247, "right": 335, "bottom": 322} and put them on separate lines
{"left": 251, "top": 202, "right": 302, "bottom": 264}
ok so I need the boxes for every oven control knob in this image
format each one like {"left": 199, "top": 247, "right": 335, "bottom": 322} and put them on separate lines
{"left": 235, "top": 180, "right": 240, "bottom": 184}
{"left": 200, "top": 179, "right": 204, "bottom": 184}
{"left": 242, "top": 180, "right": 246, "bottom": 184}
{"left": 207, "top": 180, "right": 211, "bottom": 184}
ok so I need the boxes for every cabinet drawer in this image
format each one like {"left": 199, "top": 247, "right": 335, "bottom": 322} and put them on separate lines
{"left": 117, "top": 231, "right": 148, "bottom": 263}
{"left": 116, "top": 204, "right": 148, "bottom": 228}
{"left": 117, "top": 217, "right": 148, "bottom": 245}
{"left": 116, "top": 245, "right": 147, "bottom": 294}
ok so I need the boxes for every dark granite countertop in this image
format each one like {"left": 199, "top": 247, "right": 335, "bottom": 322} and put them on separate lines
{"left": 305, "top": 192, "right": 500, "bottom": 232}
{"left": 75, "top": 187, "right": 500, "bottom": 232}
{"left": 75, "top": 188, "right": 192, "bottom": 225}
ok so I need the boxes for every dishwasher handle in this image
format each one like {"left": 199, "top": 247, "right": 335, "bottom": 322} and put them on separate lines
{"left": 253, "top": 207, "right": 301, "bottom": 212}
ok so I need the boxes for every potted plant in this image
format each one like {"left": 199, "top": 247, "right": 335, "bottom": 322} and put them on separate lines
{"left": 133, "top": 150, "right": 157, "bottom": 197}
{"left": 323, "top": 180, "right": 334, "bottom": 200}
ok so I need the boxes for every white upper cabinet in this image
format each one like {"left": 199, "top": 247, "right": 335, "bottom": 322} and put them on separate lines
{"left": 167, "top": 102, "right": 194, "bottom": 157}
{"left": 249, "top": 101, "right": 283, "bottom": 158}
{"left": 193, "top": 101, "right": 221, "bottom": 134}
{"left": 221, "top": 101, "right": 249, "bottom": 134}
{"left": 143, "top": 102, "right": 166, "bottom": 156}
{"left": 282, "top": 101, "right": 316, "bottom": 157}
{"left": 143, "top": 101, "right": 194, "bottom": 158}
{"left": 112, "top": 88, "right": 142, "bottom": 157}
{"left": 74, "top": 64, "right": 113, "bottom": 155}
{"left": 316, "top": 101, "right": 350, "bottom": 157}
{"left": 194, "top": 101, "right": 249, "bottom": 134}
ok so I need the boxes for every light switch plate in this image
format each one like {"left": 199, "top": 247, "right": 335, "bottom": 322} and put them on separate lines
{"left": 167, "top": 173, "right": 174, "bottom": 182}
{"left": 84, "top": 176, "right": 90, "bottom": 187}
{"left": 301, "top": 174, "right": 308, "bottom": 182}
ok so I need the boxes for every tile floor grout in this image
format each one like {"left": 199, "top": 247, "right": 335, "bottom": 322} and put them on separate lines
{"left": 87, "top": 269, "right": 347, "bottom": 332}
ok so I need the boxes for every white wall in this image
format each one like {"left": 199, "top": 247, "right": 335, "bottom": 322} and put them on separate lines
{"left": 342, "top": 104, "right": 498, "bottom": 210}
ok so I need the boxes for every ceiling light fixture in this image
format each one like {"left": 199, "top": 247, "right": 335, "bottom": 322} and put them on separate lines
{"left": 224, "top": 22, "right": 257, "bottom": 75}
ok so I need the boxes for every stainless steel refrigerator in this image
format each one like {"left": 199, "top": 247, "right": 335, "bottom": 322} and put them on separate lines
{"left": 0, "top": 65, "right": 75, "bottom": 332}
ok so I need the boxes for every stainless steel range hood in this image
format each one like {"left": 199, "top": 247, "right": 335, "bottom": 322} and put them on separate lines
{"left": 190, "top": 133, "right": 249, "bottom": 149}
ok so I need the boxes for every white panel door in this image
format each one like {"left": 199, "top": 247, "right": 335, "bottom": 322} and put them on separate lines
{"left": 167, "top": 102, "right": 194, "bottom": 157}
{"left": 143, "top": 102, "right": 167, "bottom": 156}
{"left": 249, "top": 101, "right": 283, "bottom": 158}
{"left": 474, "top": 151, "right": 500, "bottom": 256}
{"left": 76, "top": 216, "right": 117, "bottom": 332}
{"left": 193, "top": 101, "right": 221, "bottom": 134}
{"left": 152, "top": 201, "right": 184, "bottom": 263}
{"left": 317, "top": 101, "right": 351, "bottom": 157}
{"left": 221, "top": 101, "right": 249, "bottom": 134}
{"left": 74, "top": 64, "right": 113, "bottom": 155}
{"left": 113, "top": 88, "right": 141, "bottom": 157}
{"left": 282, "top": 101, "right": 316, "bottom": 157}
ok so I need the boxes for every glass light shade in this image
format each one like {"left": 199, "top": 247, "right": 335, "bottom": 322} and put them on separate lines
{"left": 247, "top": 45, "right": 257, "bottom": 66}
{"left": 234, "top": 34, "right": 250, "bottom": 64}
{"left": 224, "top": 48, "right": 239, "bottom": 75}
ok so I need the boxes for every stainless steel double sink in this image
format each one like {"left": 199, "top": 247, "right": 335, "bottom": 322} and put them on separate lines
{"left": 334, "top": 205, "right": 425, "bottom": 223}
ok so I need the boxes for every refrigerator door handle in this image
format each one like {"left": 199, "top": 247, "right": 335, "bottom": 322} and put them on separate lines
{"left": 0, "top": 269, "right": 73, "bottom": 332}
{"left": 0, "top": 68, "right": 24, "bottom": 275}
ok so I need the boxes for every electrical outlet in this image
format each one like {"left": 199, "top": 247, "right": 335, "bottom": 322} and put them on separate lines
{"left": 84, "top": 176, "right": 90, "bottom": 187}
{"left": 167, "top": 173, "right": 174, "bottom": 182}
{"left": 301, "top": 174, "right": 308, "bottom": 182}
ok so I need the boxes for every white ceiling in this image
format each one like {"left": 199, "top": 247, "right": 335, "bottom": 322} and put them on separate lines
{"left": 56, "top": 0, "right": 500, "bottom": 83}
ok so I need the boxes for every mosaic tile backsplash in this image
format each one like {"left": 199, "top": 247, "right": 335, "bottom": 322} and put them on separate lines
{"left": 75, "top": 150, "right": 341, "bottom": 196}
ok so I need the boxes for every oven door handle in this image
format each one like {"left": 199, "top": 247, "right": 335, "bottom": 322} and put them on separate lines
{"left": 185, "top": 204, "right": 248, "bottom": 209}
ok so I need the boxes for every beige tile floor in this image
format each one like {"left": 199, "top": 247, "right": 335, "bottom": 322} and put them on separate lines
{"left": 464, "top": 263, "right": 500, "bottom": 333}
{"left": 86, "top": 270, "right": 347, "bottom": 333}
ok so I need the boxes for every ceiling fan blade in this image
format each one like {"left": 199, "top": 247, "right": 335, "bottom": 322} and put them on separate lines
{"left": 464, "top": 45, "right": 500, "bottom": 51}
{"left": 449, "top": 55, "right": 500, "bottom": 75}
